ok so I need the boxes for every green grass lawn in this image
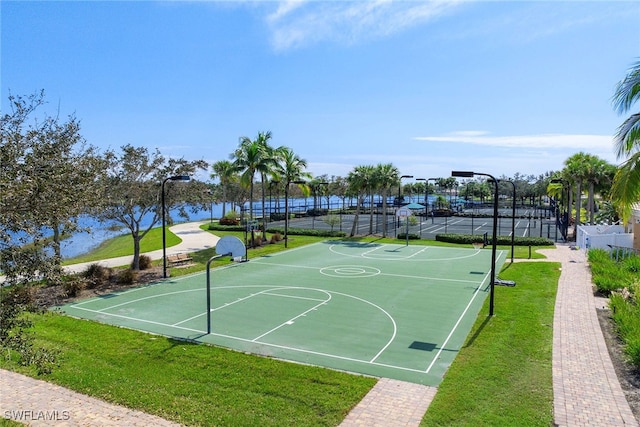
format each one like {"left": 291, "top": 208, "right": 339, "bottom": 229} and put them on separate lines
{"left": 422, "top": 260, "right": 558, "bottom": 425}
{"left": 4, "top": 225, "right": 558, "bottom": 425}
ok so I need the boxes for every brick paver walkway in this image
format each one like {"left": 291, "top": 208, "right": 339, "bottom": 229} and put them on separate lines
{"left": 548, "top": 244, "right": 638, "bottom": 426}
{"left": 1, "top": 237, "right": 638, "bottom": 426}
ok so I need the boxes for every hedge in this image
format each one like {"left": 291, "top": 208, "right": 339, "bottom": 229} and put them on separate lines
{"left": 265, "top": 227, "right": 347, "bottom": 238}
{"left": 435, "top": 233, "right": 553, "bottom": 246}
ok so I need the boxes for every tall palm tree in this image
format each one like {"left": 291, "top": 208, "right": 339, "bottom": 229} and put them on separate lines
{"left": 582, "top": 155, "right": 615, "bottom": 224}
{"left": 373, "top": 163, "right": 399, "bottom": 238}
{"left": 347, "top": 165, "right": 374, "bottom": 237}
{"left": 273, "top": 147, "right": 311, "bottom": 247}
{"left": 210, "top": 160, "right": 236, "bottom": 218}
{"left": 611, "top": 59, "right": 640, "bottom": 221}
{"left": 564, "top": 152, "right": 590, "bottom": 226}
{"left": 233, "top": 132, "right": 276, "bottom": 223}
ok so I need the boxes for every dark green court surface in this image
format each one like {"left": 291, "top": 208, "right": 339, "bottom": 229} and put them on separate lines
{"left": 59, "top": 241, "right": 507, "bottom": 386}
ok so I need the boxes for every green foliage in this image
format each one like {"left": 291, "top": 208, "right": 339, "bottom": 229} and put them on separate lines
{"left": 208, "top": 223, "right": 245, "bottom": 232}
{"left": 266, "top": 227, "right": 347, "bottom": 238}
{"left": 590, "top": 249, "right": 640, "bottom": 366}
{"left": 435, "top": 233, "right": 553, "bottom": 246}
{"left": 588, "top": 249, "right": 638, "bottom": 294}
{"left": 0, "top": 286, "right": 58, "bottom": 375}
{"left": 396, "top": 233, "right": 421, "bottom": 240}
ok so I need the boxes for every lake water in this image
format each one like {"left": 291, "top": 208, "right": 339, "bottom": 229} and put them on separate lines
{"left": 59, "top": 194, "right": 441, "bottom": 259}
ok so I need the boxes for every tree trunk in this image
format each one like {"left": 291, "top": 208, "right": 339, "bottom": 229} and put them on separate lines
{"left": 350, "top": 194, "right": 363, "bottom": 237}
{"left": 132, "top": 234, "right": 141, "bottom": 270}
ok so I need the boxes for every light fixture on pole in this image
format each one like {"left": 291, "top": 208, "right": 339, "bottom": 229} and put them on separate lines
{"left": 426, "top": 178, "right": 438, "bottom": 221}
{"left": 162, "top": 175, "right": 190, "bottom": 278}
{"left": 452, "top": 170, "right": 499, "bottom": 316}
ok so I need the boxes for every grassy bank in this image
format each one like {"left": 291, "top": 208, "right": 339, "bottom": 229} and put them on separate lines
{"left": 63, "top": 227, "right": 181, "bottom": 265}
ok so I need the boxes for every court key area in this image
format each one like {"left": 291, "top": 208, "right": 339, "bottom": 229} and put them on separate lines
{"left": 59, "top": 241, "right": 507, "bottom": 386}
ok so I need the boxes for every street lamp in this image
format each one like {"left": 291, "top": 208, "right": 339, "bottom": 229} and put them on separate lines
{"left": 162, "top": 175, "right": 190, "bottom": 278}
{"left": 490, "top": 179, "right": 516, "bottom": 263}
{"left": 398, "top": 175, "right": 413, "bottom": 205}
{"left": 550, "top": 178, "right": 568, "bottom": 241}
{"left": 426, "top": 178, "right": 438, "bottom": 221}
{"left": 452, "top": 170, "right": 499, "bottom": 316}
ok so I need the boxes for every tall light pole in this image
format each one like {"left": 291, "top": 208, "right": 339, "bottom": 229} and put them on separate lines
{"left": 452, "top": 170, "right": 499, "bottom": 316}
{"left": 162, "top": 175, "right": 190, "bottom": 278}
{"left": 426, "top": 178, "right": 438, "bottom": 222}
{"left": 507, "top": 179, "right": 516, "bottom": 263}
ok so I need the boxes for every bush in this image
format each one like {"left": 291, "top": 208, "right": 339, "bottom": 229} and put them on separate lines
{"left": 83, "top": 263, "right": 112, "bottom": 289}
{"left": 397, "top": 233, "right": 421, "bottom": 240}
{"left": 435, "top": 233, "right": 553, "bottom": 247}
{"left": 266, "top": 227, "right": 347, "bottom": 238}
{"left": 117, "top": 269, "right": 138, "bottom": 285}
{"left": 63, "top": 277, "right": 87, "bottom": 297}
{"left": 0, "top": 285, "right": 58, "bottom": 374}
{"left": 137, "top": 254, "right": 153, "bottom": 270}
{"left": 589, "top": 249, "right": 637, "bottom": 295}
{"left": 209, "top": 224, "right": 245, "bottom": 232}
{"left": 270, "top": 232, "right": 283, "bottom": 243}
{"left": 219, "top": 217, "right": 239, "bottom": 226}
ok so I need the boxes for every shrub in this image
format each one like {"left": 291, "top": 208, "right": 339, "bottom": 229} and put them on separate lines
{"left": 270, "top": 232, "right": 283, "bottom": 243}
{"left": 219, "top": 217, "right": 239, "bottom": 225}
{"left": 117, "top": 269, "right": 138, "bottom": 285}
{"left": 83, "top": 263, "right": 112, "bottom": 289}
{"left": 435, "top": 233, "right": 553, "bottom": 247}
{"left": 137, "top": 254, "right": 153, "bottom": 270}
{"left": 266, "top": 227, "right": 347, "bottom": 238}
{"left": 63, "top": 277, "right": 87, "bottom": 297}
{"left": 397, "top": 233, "right": 421, "bottom": 240}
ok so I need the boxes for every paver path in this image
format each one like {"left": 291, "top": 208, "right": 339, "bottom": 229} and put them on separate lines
{"left": 1, "top": 234, "right": 638, "bottom": 426}
{"left": 548, "top": 244, "right": 638, "bottom": 426}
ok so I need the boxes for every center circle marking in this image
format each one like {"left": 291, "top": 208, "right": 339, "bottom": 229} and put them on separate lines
{"left": 320, "top": 265, "right": 381, "bottom": 278}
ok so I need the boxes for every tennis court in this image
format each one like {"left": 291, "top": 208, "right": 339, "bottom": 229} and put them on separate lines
{"left": 60, "top": 241, "right": 507, "bottom": 386}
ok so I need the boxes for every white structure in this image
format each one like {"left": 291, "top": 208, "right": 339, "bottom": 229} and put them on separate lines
{"left": 576, "top": 224, "right": 633, "bottom": 252}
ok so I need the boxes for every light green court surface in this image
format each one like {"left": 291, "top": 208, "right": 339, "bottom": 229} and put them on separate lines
{"left": 60, "top": 241, "right": 507, "bottom": 386}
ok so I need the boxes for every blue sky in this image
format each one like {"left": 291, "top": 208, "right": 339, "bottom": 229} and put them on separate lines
{"left": 2, "top": 1, "right": 639, "bottom": 182}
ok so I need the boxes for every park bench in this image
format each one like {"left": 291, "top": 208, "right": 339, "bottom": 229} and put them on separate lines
{"left": 166, "top": 253, "right": 193, "bottom": 267}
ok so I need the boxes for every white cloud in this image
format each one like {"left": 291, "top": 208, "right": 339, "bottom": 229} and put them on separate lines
{"left": 413, "top": 132, "right": 614, "bottom": 151}
{"left": 265, "top": 0, "right": 463, "bottom": 51}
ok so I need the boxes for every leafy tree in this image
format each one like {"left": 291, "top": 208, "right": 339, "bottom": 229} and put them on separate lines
{"left": 0, "top": 91, "right": 104, "bottom": 284}
{"left": 611, "top": 59, "right": 640, "bottom": 222}
{"left": 98, "top": 144, "right": 208, "bottom": 270}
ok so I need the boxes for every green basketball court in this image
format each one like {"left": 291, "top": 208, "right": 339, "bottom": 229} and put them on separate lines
{"left": 59, "top": 241, "right": 507, "bottom": 386}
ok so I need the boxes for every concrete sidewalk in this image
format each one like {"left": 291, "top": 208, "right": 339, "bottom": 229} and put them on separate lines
{"left": 63, "top": 221, "right": 220, "bottom": 274}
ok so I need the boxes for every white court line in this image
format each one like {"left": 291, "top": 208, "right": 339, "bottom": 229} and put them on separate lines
{"left": 426, "top": 249, "right": 507, "bottom": 373}
{"left": 252, "top": 291, "right": 331, "bottom": 342}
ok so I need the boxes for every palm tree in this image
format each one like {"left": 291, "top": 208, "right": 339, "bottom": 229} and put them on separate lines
{"left": 582, "top": 155, "right": 615, "bottom": 224}
{"left": 373, "top": 163, "right": 399, "bottom": 238}
{"left": 564, "top": 152, "right": 590, "bottom": 227}
{"left": 611, "top": 59, "right": 640, "bottom": 222}
{"left": 210, "top": 160, "right": 236, "bottom": 218}
{"left": 347, "top": 165, "right": 374, "bottom": 237}
{"left": 233, "top": 132, "right": 277, "bottom": 224}
{"left": 272, "top": 147, "right": 311, "bottom": 247}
